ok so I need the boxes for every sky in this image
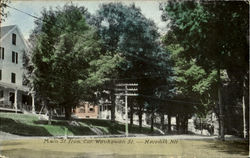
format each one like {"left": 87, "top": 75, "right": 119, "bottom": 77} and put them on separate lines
{"left": 2, "top": 0, "right": 167, "bottom": 40}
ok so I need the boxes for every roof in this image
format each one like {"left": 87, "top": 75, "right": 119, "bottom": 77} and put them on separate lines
{"left": 0, "top": 25, "right": 16, "bottom": 37}
{"left": 0, "top": 25, "right": 30, "bottom": 50}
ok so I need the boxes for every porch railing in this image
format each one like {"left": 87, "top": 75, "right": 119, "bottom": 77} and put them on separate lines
{"left": 0, "top": 102, "right": 33, "bottom": 112}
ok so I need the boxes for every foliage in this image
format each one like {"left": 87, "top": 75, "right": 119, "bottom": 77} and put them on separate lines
{"left": 0, "top": 0, "right": 10, "bottom": 23}
{"left": 86, "top": 53, "right": 124, "bottom": 87}
{"left": 92, "top": 3, "right": 173, "bottom": 128}
{"left": 30, "top": 4, "right": 120, "bottom": 119}
{"left": 93, "top": 3, "right": 171, "bottom": 77}
{"left": 163, "top": 1, "right": 248, "bottom": 76}
{"left": 162, "top": 1, "right": 249, "bottom": 135}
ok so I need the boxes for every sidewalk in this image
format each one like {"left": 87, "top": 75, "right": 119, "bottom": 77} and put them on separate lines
{"left": 0, "top": 130, "right": 246, "bottom": 141}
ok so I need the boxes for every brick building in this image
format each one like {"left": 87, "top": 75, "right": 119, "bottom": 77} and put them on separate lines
{"left": 74, "top": 102, "right": 99, "bottom": 119}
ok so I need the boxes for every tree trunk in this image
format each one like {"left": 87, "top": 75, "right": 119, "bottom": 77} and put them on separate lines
{"left": 138, "top": 101, "right": 143, "bottom": 130}
{"left": 242, "top": 78, "right": 247, "bottom": 138}
{"left": 168, "top": 114, "right": 171, "bottom": 133}
{"left": 151, "top": 108, "right": 154, "bottom": 133}
{"left": 176, "top": 114, "right": 179, "bottom": 133}
{"left": 160, "top": 113, "right": 165, "bottom": 131}
{"left": 185, "top": 116, "right": 188, "bottom": 134}
{"left": 245, "top": 76, "right": 249, "bottom": 138}
{"left": 130, "top": 102, "right": 134, "bottom": 126}
{"left": 110, "top": 87, "right": 116, "bottom": 123}
{"left": 48, "top": 107, "right": 52, "bottom": 125}
{"left": 200, "top": 117, "right": 203, "bottom": 135}
{"left": 45, "top": 100, "right": 51, "bottom": 125}
{"left": 217, "top": 67, "right": 224, "bottom": 140}
{"left": 65, "top": 106, "right": 72, "bottom": 120}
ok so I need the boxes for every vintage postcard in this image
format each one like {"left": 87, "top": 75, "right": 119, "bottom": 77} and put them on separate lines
{"left": 0, "top": 0, "right": 249, "bottom": 158}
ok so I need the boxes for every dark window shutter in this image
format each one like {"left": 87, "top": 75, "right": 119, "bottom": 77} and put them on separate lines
{"left": 12, "top": 52, "right": 15, "bottom": 63}
{"left": 2, "top": 48, "right": 4, "bottom": 59}
{"left": 16, "top": 52, "right": 18, "bottom": 64}
{"left": 12, "top": 34, "right": 16, "bottom": 45}
{"left": 11, "top": 73, "right": 16, "bottom": 83}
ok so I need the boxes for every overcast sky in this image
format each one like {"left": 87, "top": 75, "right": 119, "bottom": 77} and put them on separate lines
{"left": 2, "top": 0, "right": 167, "bottom": 40}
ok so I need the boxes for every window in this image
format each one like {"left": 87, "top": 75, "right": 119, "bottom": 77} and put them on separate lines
{"left": 0, "top": 47, "right": 4, "bottom": 59}
{"left": 12, "top": 33, "right": 16, "bottom": 45}
{"left": 12, "top": 51, "right": 18, "bottom": 64}
{"left": 79, "top": 108, "right": 85, "bottom": 113}
{"left": 0, "top": 70, "right": 2, "bottom": 80}
{"left": 11, "top": 73, "right": 16, "bottom": 83}
{"left": 89, "top": 108, "right": 94, "bottom": 112}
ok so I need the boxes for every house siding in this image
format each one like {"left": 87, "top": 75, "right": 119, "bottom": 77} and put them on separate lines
{"left": 0, "top": 27, "right": 26, "bottom": 86}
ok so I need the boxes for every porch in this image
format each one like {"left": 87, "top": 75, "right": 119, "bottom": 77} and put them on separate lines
{"left": 0, "top": 81, "right": 36, "bottom": 114}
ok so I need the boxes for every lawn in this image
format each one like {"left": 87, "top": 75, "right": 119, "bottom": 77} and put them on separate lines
{"left": 0, "top": 113, "right": 160, "bottom": 136}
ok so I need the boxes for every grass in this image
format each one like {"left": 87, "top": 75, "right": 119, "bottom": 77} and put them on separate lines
{"left": 0, "top": 112, "right": 161, "bottom": 136}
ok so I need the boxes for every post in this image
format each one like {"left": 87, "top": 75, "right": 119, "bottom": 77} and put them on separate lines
{"left": 242, "top": 80, "right": 247, "bottom": 138}
{"left": 14, "top": 88, "right": 18, "bottom": 113}
{"left": 98, "top": 104, "right": 101, "bottom": 118}
{"left": 125, "top": 85, "right": 128, "bottom": 137}
{"left": 217, "top": 67, "right": 224, "bottom": 140}
{"left": 115, "top": 83, "right": 138, "bottom": 137}
{"left": 64, "top": 127, "right": 68, "bottom": 139}
{"left": 31, "top": 93, "right": 35, "bottom": 114}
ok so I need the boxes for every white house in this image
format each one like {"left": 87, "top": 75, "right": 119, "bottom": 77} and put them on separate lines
{"left": 0, "top": 25, "right": 35, "bottom": 113}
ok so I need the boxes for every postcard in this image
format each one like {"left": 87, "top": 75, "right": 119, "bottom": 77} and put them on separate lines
{"left": 0, "top": 0, "right": 249, "bottom": 158}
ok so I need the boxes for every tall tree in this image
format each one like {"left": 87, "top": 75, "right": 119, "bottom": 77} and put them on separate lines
{"left": 162, "top": 1, "right": 249, "bottom": 139}
{"left": 30, "top": 4, "right": 117, "bottom": 120}
{"left": 92, "top": 3, "right": 172, "bottom": 128}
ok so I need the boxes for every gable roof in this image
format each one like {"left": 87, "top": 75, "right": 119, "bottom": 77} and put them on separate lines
{"left": 0, "top": 25, "right": 16, "bottom": 38}
{"left": 0, "top": 25, "right": 30, "bottom": 50}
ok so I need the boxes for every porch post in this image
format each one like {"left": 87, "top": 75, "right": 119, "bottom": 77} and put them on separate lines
{"left": 31, "top": 92, "right": 35, "bottom": 114}
{"left": 14, "top": 88, "right": 18, "bottom": 113}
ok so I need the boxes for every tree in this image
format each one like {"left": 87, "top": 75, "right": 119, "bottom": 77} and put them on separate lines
{"left": 30, "top": 4, "right": 117, "bottom": 120}
{"left": 92, "top": 3, "right": 172, "bottom": 128}
{"left": 0, "top": 0, "right": 9, "bottom": 23}
{"left": 162, "top": 1, "right": 249, "bottom": 139}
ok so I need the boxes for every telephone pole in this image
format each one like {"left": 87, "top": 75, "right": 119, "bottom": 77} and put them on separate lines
{"left": 115, "top": 83, "right": 138, "bottom": 137}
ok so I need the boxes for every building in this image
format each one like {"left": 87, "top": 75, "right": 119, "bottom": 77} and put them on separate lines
{"left": 98, "top": 97, "right": 147, "bottom": 126}
{"left": 74, "top": 102, "right": 99, "bottom": 119}
{"left": 0, "top": 25, "right": 35, "bottom": 113}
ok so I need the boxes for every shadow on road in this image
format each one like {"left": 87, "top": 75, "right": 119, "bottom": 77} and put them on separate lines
{"left": 203, "top": 139, "right": 249, "bottom": 156}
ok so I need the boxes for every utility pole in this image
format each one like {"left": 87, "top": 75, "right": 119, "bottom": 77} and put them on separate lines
{"left": 242, "top": 79, "right": 247, "bottom": 138}
{"left": 115, "top": 83, "right": 138, "bottom": 137}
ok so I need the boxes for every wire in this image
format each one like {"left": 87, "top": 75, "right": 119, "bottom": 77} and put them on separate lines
{"left": 137, "top": 94, "right": 207, "bottom": 105}
{"left": 5, "top": 4, "right": 97, "bottom": 48}
{"left": 5, "top": 4, "right": 173, "bottom": 74}
{"left": 110, "top": 72, "right": 175, "bottom": 81}
{"left": 7, "top": 4, "right": 217, "bottom": 107}
{"left": 6, "top": 4, "right": 41, "bottom": 20}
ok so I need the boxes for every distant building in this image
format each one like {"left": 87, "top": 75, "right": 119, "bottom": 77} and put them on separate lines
{"left": 74, "top": 102, "right": 99, "bottom": 119}
{"left": 0, "top": 25, "right": 35, "bottom": 113}
{"left": 98, "top": 97, "right": 147, "bottom": 126}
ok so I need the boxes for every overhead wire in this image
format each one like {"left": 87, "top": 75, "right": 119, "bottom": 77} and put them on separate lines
{"left": 5, "top": 3, "right": 174, "bottom": 74}
{"left": 5, "top": 4, "right": 215, "bottom": 106}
